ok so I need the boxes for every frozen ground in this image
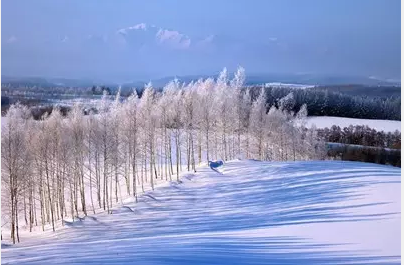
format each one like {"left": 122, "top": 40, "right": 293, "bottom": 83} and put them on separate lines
{"left": 307, "top": 116, "right": 401, "bottom": 132}
{"left": 1, "top": 160, "right": 400, "bottom": 264}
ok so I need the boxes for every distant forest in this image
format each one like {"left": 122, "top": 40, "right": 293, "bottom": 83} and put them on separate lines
{"left": 2, "top": 81, "right": 401, "bottom": 121}
{"left": 247, "top": 86, "right": 400, "bottom": 121}
{"left": 312, "top": 84, "right": 401, "bottom": 99}
{"left": 318, "top": 125, "right": 400, "bottom": 149}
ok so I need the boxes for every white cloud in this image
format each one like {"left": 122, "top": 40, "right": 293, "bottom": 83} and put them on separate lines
{"left": 156, "top": 29, "right": 191, "bottom": 49}
{"left": 268, "top": 37, "right": 278, "bottom": 42}
{"left": 6, "top": 36, "right": 17, "bottom": 43}
{"left": 194, "top": 35, "right": 215, "bottom": 50}
{"left": 116, "top": 23, "right": 194, "bottom": 50}
{"left": 202, "top": 34, "right": 215, "bottom": 43}
{"left": 117, "top": 23, "right": 148, "bottom": 35}
{"left": 117, "top": 28, "right": 128, "bottom": 36}
{"left": 87, "top": 34, "right": 107, "bottom": 41}
{"left": 132, "top": 23, "right": 147, "bottom": 30}
{"left": 61, "top": 36, "right": 69, "bottom": 43}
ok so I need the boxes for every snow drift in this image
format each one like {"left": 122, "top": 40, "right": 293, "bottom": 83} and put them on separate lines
{"left": 1, "top": 160, "right": 400, "bottom": 264}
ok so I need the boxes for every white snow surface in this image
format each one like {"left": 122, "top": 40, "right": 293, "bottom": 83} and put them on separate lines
{"left": 307, "top": 116, "right": 401, "bottom": 132}
{"left": 1, "top": 160, "right": 401, "bottom": 264}
{"left": 264, "top": 82, "right": 315, "bottom": 89}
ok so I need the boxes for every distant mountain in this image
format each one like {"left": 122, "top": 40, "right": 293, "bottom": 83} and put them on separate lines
{"left": 133, "top": 73, "right": 401, "bottom": 88}
{"left": 244, "top": 73, "right": 400, "bottom": 87}
{"left": 2, "top": 73, "right": 400, "bottom": 91}
{"left": 1, "top": 76, "right": 116, "bottom": 88}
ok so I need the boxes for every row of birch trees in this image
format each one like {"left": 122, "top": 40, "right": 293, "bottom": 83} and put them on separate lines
{"left": 1, "top": 67, "right": 325, "bottom": 243}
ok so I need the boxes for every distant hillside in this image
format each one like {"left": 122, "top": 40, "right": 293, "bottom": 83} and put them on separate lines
{"left": 1, "top": 76, "right": 114, "bottom": 88}
{"left": 119, "top": 73, "right": 400, "bottom": 89}
{"left": 3, "top": 73, "right": 399, "bottom": 91}
{"left": 312, "top": 84, "right": 401, "bottom": 99}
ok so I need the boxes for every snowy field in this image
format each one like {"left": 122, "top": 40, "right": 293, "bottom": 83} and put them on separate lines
{"left": 264, "top": 82, "right": 315, "bottom": 89}
{"left": 307, "top": 116, "right": 401, "bottom": 132}
{"left": 1, "top": 160, "right": 400, "bottom": 264}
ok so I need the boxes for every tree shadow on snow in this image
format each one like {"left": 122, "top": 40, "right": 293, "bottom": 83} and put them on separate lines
{"left": 2, "top": 160, "right": 400, "bottom": 264}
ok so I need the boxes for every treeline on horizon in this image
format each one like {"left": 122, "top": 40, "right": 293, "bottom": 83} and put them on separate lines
{"left": 2, "top": 81, "right": 400, "bottom": 121}
{"left": 251, "top": 86, "right": 400, "bottom": 121}
{"left": 125, "top": 85, "right": 401, "bottom": 122}
{"left": 312, "top": 84, "right": 401, "bottom": 99}
{"left": 327, "top": 143, "right": 401, "bottom": 167}
{"left": 318, "top": 125, "right": 401, "bottom": 149}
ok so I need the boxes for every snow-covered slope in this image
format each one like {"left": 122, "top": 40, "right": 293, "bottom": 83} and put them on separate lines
{"left": 1, "top": 160, "right": 400, "bottom": 264}
{"left": 308, "top": 116, "right": 401, "bottom": 132}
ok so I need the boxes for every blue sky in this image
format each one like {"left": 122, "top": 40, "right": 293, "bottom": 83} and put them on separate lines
{"left": 1, "top": 0, "right": 401, "bottom": 81}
